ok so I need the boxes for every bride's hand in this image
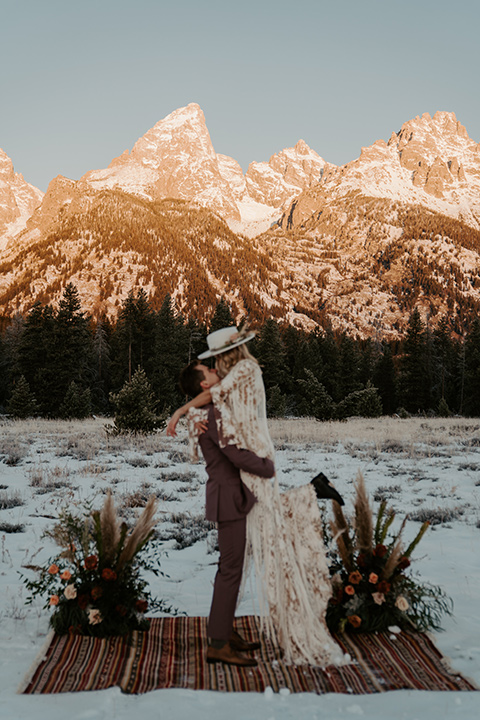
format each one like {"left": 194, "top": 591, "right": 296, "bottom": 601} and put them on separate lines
{"left": 166, "top": 409, "right": 183, "bottom": 437}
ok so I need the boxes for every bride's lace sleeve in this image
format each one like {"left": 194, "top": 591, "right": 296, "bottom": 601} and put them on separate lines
{"left": 186, "top": 407, "right": 209, "bottom": 462}
{"left": 210, "top": 359, "right": 274, "bottom": 459}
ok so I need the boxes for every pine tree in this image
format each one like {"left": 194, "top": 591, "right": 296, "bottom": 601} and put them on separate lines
{"left": 50, "top": 284, "right": 93, "bottom": 416}
{"left": 109, "top": 367, "right": 164, "bottom": 434}
{"left": 19, "top": 302, "right": 57, "bottom": 414}
{"left": 59, "top": 381, "right": 92, "bottom": 419}
{"left": 314, "top": 329, "right": 340, "bottom": 401}
{"left": 209, "top": 297, "right": 235, "bottom": 332}
{"left": 91, "top": 315, "right": 112, "bottom": 412}
{"left": 266, "top": 385, "right": 288, "bottom": 418}
{"left": 7, "top": 375, "right": 39, "bottom": 419}
{"left": 373, "top": 344, "right": 397, "bottom": 414}
{"left": 296, "top": 369, "right": 335, "bottom": 420}
{"left": 337, "top": 334, "right": 363, "bottom": 400}
{"left": 153, "top": 294, "right": 189, "bottom": 411}
{"left": 463, "top": 318, "right": 480, "bottom": 416}
{"left": 335, "top": 382, "right": 383, "bottom": 419}
{"left": 254, "top": 319, "right": 288, "bottom": 392}
{"left": 399, "top": 308, "right": 430, "bottom": 413}
{"left": 0, "top": 331, "right": 6, "bottom": 409}
{"left": 432, "top": 317, "right": 458, "bottom": 413}
{"left": 110, "top": 289, "right": 156, "bottom": 388}
{"left": 2, "top": 313, "right": 25, "bottom": 386}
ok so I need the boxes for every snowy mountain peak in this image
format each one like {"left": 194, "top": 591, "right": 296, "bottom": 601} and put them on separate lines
{"left": 0, "top": 148, "right": 15, "bottom": 178}
{"left": 81, "top": 104, "right": 326, "bottom": 234}
{"left": 245, "top": 140, "right": 326, "bottom": 209}
{"left": 0, "top": 147, "right": 43, "bottom": 248}
{"left": 130, "top": 102, "right": 216, "bottom": 168}
{"left": 287, "top": 110, "right": 480, "bottom": 228}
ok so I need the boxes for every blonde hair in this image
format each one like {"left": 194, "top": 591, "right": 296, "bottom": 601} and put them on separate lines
{"left": 215, "top": 344, "right": 258, "bottom": 379}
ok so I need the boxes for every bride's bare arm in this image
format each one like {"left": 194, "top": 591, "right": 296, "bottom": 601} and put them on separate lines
{"left": 166, "top": 389, "right": 212, "bottom": 437}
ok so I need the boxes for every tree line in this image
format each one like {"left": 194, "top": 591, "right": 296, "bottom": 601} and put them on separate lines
{"left": 0, "top": 283, "right": 479, "bottom": 420}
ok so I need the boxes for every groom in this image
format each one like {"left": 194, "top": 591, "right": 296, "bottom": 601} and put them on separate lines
{"left": 178, "top": 360, "right": 275, "bottom": 667}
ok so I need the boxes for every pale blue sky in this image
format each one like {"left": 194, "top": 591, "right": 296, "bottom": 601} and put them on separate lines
{"left": 1, "top": 0, "right": 479, "bottom": 191}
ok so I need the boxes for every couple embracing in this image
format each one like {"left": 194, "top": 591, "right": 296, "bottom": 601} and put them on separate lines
{"left": 167, "top": 326, "right": 348, "bottom": 668}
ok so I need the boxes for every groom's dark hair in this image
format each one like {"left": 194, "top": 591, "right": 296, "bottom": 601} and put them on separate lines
{"left": 179, "top": 360, "right": 204, "bottom": 398}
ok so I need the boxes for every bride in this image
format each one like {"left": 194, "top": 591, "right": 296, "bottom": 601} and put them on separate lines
{"left": 167, "top": 326, "right": 347, "bottom": 667}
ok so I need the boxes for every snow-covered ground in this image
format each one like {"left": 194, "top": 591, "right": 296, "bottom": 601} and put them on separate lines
{"left": 0, "top": 416, "right": 479, "bottom": 719}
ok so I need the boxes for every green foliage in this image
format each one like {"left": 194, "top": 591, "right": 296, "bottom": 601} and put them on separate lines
{"left": 463, "top": 318, "right": 480, "bottom": 416}
{"left": 109, "top": 367, "right": 166, "bottom": 434}
{"left": 266, "top": 385, "right": 288, "bottom": 418}
{"left": 437, "top": 397, "right": 451, "bottom": 417}
{"left": 59, "top": 381, "right": 92, "bottom": 420}
{"left": 335, "top": 382, "right": 383, "bottom": 419}
{"left": 2, "top": 285, "right": 480, "bottom": 420}
{"left": 296, "top": 370, "right": 335, "bottom": 420}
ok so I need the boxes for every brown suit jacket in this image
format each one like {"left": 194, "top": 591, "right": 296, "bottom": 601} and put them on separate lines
{"left": 198, "top": 404, "right": 275, "bottom": 522}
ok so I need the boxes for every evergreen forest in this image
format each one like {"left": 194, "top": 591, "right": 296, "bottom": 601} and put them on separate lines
{"left": 1, "top": 283, "right": 479, "bottom": 422}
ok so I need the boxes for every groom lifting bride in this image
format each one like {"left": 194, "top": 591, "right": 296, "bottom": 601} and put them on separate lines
{"left": 167, "top": 327, "right": 347, "bottom": 668}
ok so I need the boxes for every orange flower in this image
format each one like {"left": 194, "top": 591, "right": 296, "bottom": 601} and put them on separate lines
{"left": 373, "top": 544, "right": 388, "bottom": 558}
{"left": 135, "top": 599, "right": 148, "bottom": 613}
{"left": 49, "top": 595, "right": 60, "bottom": 606}
{"left": 101, "top": 568, "right": 117, "bottom": 581}
{"left": 48, "top": 564, "right": 59, "bottom": 575}
{"left": 91, "top": 586, "right": 103, "bottom": 600}
{"left": 348, "top": 571, "right": 363, "bottom": 585}
{"left": 368, "top": 573, "right": 379, "bottom": 584}
{"left": 60, "top": 570, "right": 72, "bottom": 581}
{"left": 84, "top": 555, "right": 98, "bottom": 571}
{"left": 77, "top": 594, "right": 89, "bottom": 610}
{"left": 347, "top": 615, "right": 362, "bottom": 628}
{"left": 356, "top": 553, "right": 367, "bottom": 568}
{"left": 345, "top": 585, "right": 355, "bottom": 596}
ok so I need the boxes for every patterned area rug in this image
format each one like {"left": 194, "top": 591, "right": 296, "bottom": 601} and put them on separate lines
{"left": 22, "top": 616, "right": 477, "bottom": 695}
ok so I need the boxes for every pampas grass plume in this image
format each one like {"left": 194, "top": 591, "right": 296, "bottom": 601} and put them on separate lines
{"left": 116, "top": 496, "right": 158, "bottom": 570}
{"left": 354, "top": 471, "right": 373, "bottom": 554}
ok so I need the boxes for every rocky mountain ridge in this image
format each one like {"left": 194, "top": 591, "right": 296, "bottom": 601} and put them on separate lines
{"left": 81, "top": 103, "right": 325, "bottom": 236}
{"left": 1, "top": 107, "right": 479, "bottom": 338}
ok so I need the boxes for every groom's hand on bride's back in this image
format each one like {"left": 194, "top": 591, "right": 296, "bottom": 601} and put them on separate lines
{"left": 194, "top": 418, "right": 208, "bottom": 434}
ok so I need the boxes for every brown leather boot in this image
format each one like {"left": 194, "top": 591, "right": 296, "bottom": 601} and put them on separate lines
{"left": 206, "top": 642, "right": 258, "bottom": 667}
{"left": 229, "top": 630, "right": 261, "bottom": 652}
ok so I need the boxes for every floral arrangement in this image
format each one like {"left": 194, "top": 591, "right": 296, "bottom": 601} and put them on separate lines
{"left": 326, "top": 472, "right": 452, "bottom": 634}
{"left": 23, "top": 493, "right": 173, "bottom": 637}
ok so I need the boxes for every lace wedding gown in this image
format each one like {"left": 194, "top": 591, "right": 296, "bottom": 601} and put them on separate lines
{"left": 191, "top": 359, "right": 347, "bottom": 667}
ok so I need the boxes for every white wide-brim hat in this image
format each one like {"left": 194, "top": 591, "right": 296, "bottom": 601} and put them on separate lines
{"left": 198, "top": 326, "right": 256, "bottom": 360}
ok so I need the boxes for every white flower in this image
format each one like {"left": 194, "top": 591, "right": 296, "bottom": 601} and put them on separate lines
{"left": 395, "top": 595, "right": 409, "bottom": 612}
{"left": 64, "top": 584, "right": 77, "bottom": 600}
{"left": 372, "top": 592, "right": 386, "bottom": 605}
{"left": 88, "top": 608, "right": 103, "bottom": 625}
